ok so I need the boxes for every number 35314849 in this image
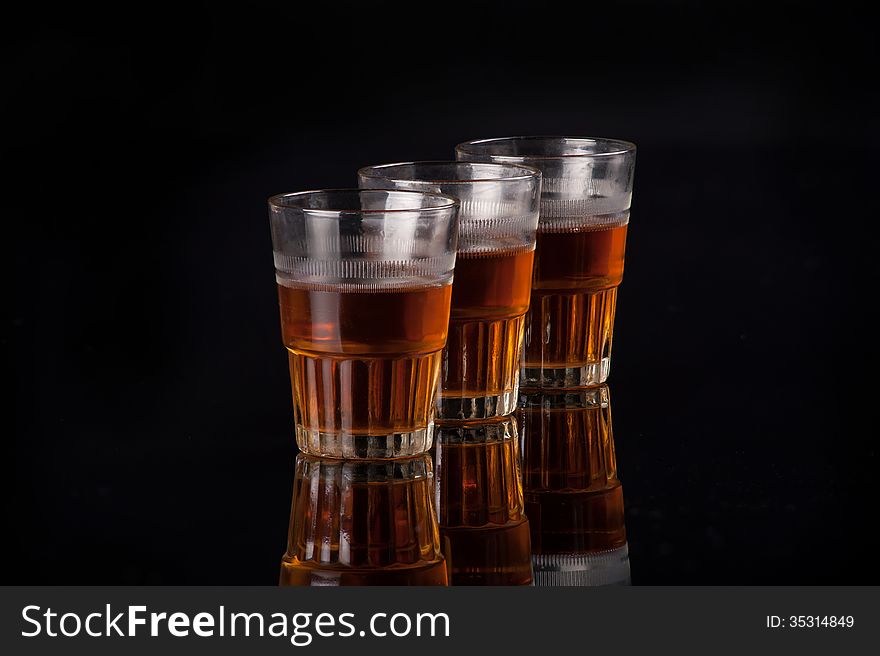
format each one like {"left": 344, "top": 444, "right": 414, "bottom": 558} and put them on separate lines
{"left": 766, "top": 616, "right": 854, "bottom": 628}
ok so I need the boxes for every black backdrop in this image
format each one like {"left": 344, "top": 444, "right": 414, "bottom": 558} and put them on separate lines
{"left": 8, "top": 0, "right": 878, "bottom": 584}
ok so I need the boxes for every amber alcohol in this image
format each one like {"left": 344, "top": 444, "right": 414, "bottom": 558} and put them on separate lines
{"left": 433, "top": 418, "right": 533, "bottom": 585}
{"left": 523, "top": 216, "right": 628, "bottom": 387}
{"left": 439, "top": 247, "right": 534, "bottom": 419}
{"left": 279, "top": 454, "right": 448, "bottom": 586}
{"left": 278, "top": 281, "right": 451, "bottom": 458}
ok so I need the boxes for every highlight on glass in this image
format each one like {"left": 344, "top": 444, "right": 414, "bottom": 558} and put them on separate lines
{"left": 456, "top": 137, "right": 636, "bottom": 388}
{"left": 358, "top": 162, "right": 541, "bottom": 419}
{"left": 268, "top": 189, "right": 460, "bottom": 458}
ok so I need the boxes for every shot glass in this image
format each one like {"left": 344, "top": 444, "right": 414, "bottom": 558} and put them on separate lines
{"left": 280, "top": 454, "right": 447, "bottom": 586}
{"left": 456, "top": 137, "right": 636, "bottom": 388}
{"left": 268, "top": 189, "right": 459, "bottom": 458}
{"left": 358, "top": 162, "right": 540, "bottom": 419}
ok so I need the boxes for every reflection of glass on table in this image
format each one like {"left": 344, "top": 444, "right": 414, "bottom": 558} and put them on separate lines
{"left": 433, "top": 416, "right": 533, "bottom": 585}
{"left": 280, "top": 454, "right": 447, "bottom": 586}
{"left": 519, "top": 385, "right": 630, "bottom": 585}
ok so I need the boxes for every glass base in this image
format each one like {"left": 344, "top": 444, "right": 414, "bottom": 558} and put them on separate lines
{"left": 522, "top": 357, "right": 610, "bottom": 389}
{"left": 295, "top": 424, "right": 434, "bottom": 458}
{"left": 532, "top": 543, "right": 630, "bottom": 586}
{"left": 435, "top": 387, "right": 518, "bottom": 421}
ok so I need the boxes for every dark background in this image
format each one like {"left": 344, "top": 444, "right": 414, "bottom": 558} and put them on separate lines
{"left": 8, "top": 0, "right": 877, "bottom": 584}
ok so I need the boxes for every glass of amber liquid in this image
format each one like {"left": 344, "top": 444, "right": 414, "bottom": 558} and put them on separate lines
{"left": 268, "top": 189, "right": 459, "bottom": 458}
{"left": 280, "top": 454, "right": 448, "bottom": 586}
{"left": 358, "top": 162, "right": 540, "bottom": 419}
{"left": 456, "top": 137, "right": 636, "bottom": 388}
